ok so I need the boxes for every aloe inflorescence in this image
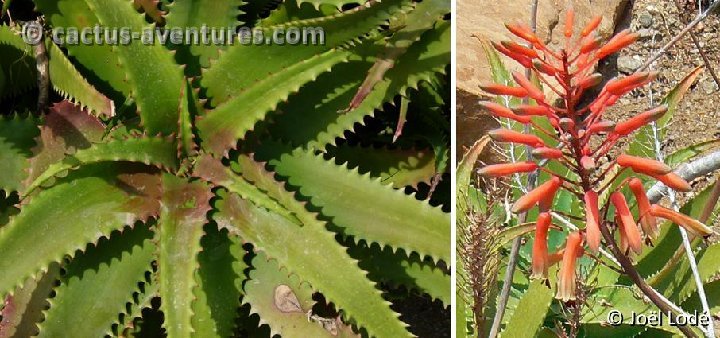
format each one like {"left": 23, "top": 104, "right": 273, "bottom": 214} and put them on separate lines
{"left": 478, "top": 10, "right": 714, "bottom": 302}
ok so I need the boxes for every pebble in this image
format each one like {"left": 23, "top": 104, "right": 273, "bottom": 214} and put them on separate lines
{"left": 617, "top": 55, "right": 643, "bottom": 74}
{"left": 702, "top": 79, "right": 718, "bottom": 94}
{"left": 638, "top": 12, "right": 654, "bottom": 28}
{"left": 637, "top": 28, "right": 659, "bottom": 41}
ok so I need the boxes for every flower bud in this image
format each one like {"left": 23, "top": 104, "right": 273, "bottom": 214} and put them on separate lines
{"left": 605, "top": 72, "right": 655, "bottom": 95}
{"left": 587, "top": 120, "right": 615, "bottom": 135}
{"left": 479, "top": 101, "right": 532, "bottom": 124}
{"left": 647, "top": 172, "right": 691, "bottom": 192}
{"left": 614, "top": 105, "right": 668, "bottom": 136}
{"left": 505, "top": 23, "right": 540, "bottom": 43}
{"left": 532, "top": 147, "right": 564, "bottom": 159}
{"left": 581, "top": 16, "right": 603, "bottom": 37}
{"left": 564, "top": 9, "right": 575, "bottom": 38}
{"left": 512, "top": 176, "right": 561, "bottom": 213}
{"left": 650, "top": 204, "right": 713, "bottom": 237}
{"left": 617, "top": 154, "right": 672, "bottom": 175}
{"left": 477, "top": 161, "right": 538, "bottom": 176}
{"left": 532, "top": 212, "right": 552, "bottom": 278}
{"left": 578, "top": 73, "right": 603, "bottom": 89}
{"left": 628, "top": 178, "right": 658, "bottom": 239}
{"left": 489, "top": 129, "right": 545, "bottom": 147}
{"left": 501, "top": 41, "right": 539, "bottom": 59}
{"left": 581, "top": 156, "right": 596, "bottom": 170}
{"left": 479, "top": 83, "right": 529, "bottom": 97}
{"left": 557, "top": 232, "right": 583, "bottom": 301}
{"left": 611, "top": 191, "right": 643, "bottom": 254}
{"left": 512, "top": 71, "right": 545, "bottom": 102}
{"left": 597, "top": 30, "right": 639, "bottom": 59}
{"left": 512, "top": 105, "right": 554, "bottom": 117}
{"left": 493, "top": 42, "right": 533, "bottom": 68}
{"left": 533, "top": 60, "right": 557, "bottom": 76}
{"left": 584, "top": 190, "right": 601, "bottom": 252}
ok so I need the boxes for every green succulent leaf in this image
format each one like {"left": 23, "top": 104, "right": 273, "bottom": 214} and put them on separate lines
{"left": 191, "top": 225, "right": 246, "bottom": 338}
{"left": 0, "top": 25, "right": 36, "bottom": 99}
{"left": 0, "top": 165, "right": 162, "bottom": 300}
{"left": 328, "top": 145, "right": 437, "bottom": 188}
{"left": 46, "top": 40, "right": 115, "bottom": 117}
{"left": 0, "top": 264, "right": 59, "bottom": 338}
{"left": 197, "top": 47, "right": 354, "bottom": 155}
{"left": 35, "top": 0, "right": 184, "bottom": 135}
{"left": 0, "top": 114, "right": 39, "bottom": 192}
{"left": 244, "top": 252, "right": 359, "bottom": 337}
{"left": 164, "top": 0, "right": 244, "bottom": 74}
{"left": 501, "top": 279, "right": 554, "bottom": 338}
{"left": 38, "top": 225, "right": 155, "bottom": 338}
{"left": 265, "top": 146, "right": 449, "bottom": 263}
{"left": 25, "top": 136, "right": 179, "bottom": 196}
{"left": 202, "top": 0, "right": 411, "bottom": 105}
{"left": 214, "top": 191, "right": 412, "bottom": 338}
{"left": 265, "top": 20, "right": 449, "bottom": 149}
{"left": 347, "top": 242, "right": 450, "bottom": 306}
{"left": 157, "top": 175, "right": 212, "bottom": 338}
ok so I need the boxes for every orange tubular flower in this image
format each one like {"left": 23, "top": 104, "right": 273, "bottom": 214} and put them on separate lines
{"left": 533, "top": 60, "right": 557, "bottom": 76}
{"left": 610, "top": 192, "right": 643, "bottom": 254}
{"left": 564, "top": 9, "right": 574, "bottom": 38}
{"left": 578, "top": 73, "right": 603, "bottom": 89}
{"left": 532, "top": 147, "right": 564, "bottom": 159}
{"left": 616, "top": 154, "right": 672, "bottom": 176}
{"left": 596, "top": 29, "right": 639, "bottom": 59}
{"left": 605, "top": 72, "right": 655, "bottom": 95}
{"left": 492, "top": 42, "right": 533, "bottom": 68}
{"left": 581, "top": 16, "right": 603, "bottom": 37}
{"left": 488, "top": 129, "right": 545, "bottom": 147}
{"left": 650, "top": 205, "right": 714, "bottom": 237}
{"left": 628, "top": 178, "right": 658, "bottom": 239}
{"left": 479, "top": 101, "right": 532, "bottom": 124}
{"left": 501, "top": 41, "right": 539, "bottom": 59}
{"left": 504, "top": 23, "right": 540, "bottom": 44}
{"left": 586, "top": 120, "right": 615, "bottom": 135}
{"left": 648, "top": 172, "right": 691, "bottom": 192}
{"left": 479, "top": 84, "right": 529, "bottom": 98}
{"left": 511, "top": 176, "right": 561, "bottom": 213}
{"left": 477, "top": 161, "right": 538, "bottom": 177}
{"left": 614, "top": 105, "right": 668, "bottom": 136}
{"left": 557, "top": 232, "right": 583, "bottom": 302}
{"left": 512, "top": 72, "right": 545, "bottom": 102}
{"left": 512, "top": 105, "right": 553, "bottom": 117}
{"left": 532, "top": 212, "right": 552, "bottom": 278}
{"left": 584, "top": 190, "right": 601, "bottom": 252}
{"left": 580, "top": 37, "right": 602, "bottom": 54}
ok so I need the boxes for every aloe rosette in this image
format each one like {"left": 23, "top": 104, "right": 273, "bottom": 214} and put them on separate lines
{"left": 0, "top": 0, "right": 450, "bottom": 336}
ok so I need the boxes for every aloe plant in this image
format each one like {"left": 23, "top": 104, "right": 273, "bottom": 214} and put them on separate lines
{"left": 0, "top": 0, "right": 450, "bottom": 336}
{"left": 459, "top": 11, "right": 720, "bottom": 338}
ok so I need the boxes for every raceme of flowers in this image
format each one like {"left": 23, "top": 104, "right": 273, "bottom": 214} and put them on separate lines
{"left": 477, "top": 10, "right": 714, "bottom": 301}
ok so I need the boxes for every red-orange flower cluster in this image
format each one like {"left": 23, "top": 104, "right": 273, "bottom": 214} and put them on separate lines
{"left": 478, "top": 11, "right": 713, "bottom": 301}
